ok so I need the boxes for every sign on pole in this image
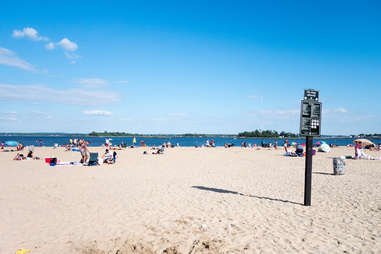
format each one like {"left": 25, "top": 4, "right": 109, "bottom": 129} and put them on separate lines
{"left": 300, "top": 89, "right": 322, "bottom": 206}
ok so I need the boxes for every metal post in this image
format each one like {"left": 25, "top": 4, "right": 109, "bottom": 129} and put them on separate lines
{"left": 304, "top": 135, "right": 313, "bottom": 206}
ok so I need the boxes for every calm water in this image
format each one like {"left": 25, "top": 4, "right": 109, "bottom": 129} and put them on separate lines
{"left": 1, "top": 135, "right": 380, "bottom": 147}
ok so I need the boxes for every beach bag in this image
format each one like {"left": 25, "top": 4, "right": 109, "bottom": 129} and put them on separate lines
{"left": 50, "top": 158, "right": 57, "bottom": 166}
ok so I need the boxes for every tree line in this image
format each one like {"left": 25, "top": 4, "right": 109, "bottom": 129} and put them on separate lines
{"left": 237, "top": 130, "right": 299, "bottom": 138}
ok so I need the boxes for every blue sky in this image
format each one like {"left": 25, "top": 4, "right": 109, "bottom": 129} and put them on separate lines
{"left": 0, "top": 0, "right": 380, "bottom": 134}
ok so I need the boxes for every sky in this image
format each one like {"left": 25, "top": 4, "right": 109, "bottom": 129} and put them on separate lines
{"left": 0, "top": 0, "right": 380, "bottom": 135}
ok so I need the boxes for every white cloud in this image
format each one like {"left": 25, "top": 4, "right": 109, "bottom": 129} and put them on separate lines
{"left": 168, "top": 113, "right": 186, "bottom": 118}
{"left": 335, "top": 108, "right": 348, "bottom": 113}
{"left": 120, "top": 117, "right": 133, "bottom": 121}
{"left": 64, "top": 51, "right": 80, "bottom": 59}
{"left": 30, "top": 111, "right": 53, "bottom": 119}
{"left": 45, "top": 42, "right": 55, "bottom": 50}
{"left": 12, "top": 27, "right": 48, "bottom": 41}
{"left": 248, "top": 95, "right": 264, "bottom": 104}
{"left": 0, "top": 47, "right": 35, "bottom": 71}
{"left": 257, "top": 109, "right": 299, "bottom": 116}
{"left": 78, "top": 78, "right": 109, "bottom": 88}
{"left": 0, "top": 84, "right": 119, "bottom": 106}
{"left": 2, "top": 111, "right": 17, "bottom": 115}
{"left": 0, "top": 117, "right": 17, "bottom": 121}
{"left": 0, "top": 111, "right": 17, "bottom": 121}
{"left": 57, "top": 38, "right": 78, "bottom": 51}
{"left": 83, "top": 110, "right": 112, "bottom": 116}
{"left": 116, "top": 80, "right": 129, "bottom": 84}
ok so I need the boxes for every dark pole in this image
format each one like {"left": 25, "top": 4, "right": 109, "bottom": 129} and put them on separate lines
{"left": 304, "top": 135, "right": 313, "bottom": 206}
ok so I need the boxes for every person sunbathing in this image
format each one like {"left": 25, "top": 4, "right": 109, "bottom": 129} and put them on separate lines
{"left": 13, "top": 153, "right": 25, "bottom": 160}
{"left": 152, "top": 146, "right": 165, "bottom": 154}
{"left": 284, "top": 146, "right": 297, "bottom": 157}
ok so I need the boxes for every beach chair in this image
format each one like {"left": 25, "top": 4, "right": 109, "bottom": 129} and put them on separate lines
{"left": 88, "top": 153, "right": 99, "bottom": 166}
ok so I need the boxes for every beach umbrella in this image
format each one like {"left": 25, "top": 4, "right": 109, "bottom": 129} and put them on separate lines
{"left": 319, "top": 143, "right": 331, "bottom": 153}
{"left": 353, "top": 139, "right": 375, "bottom": 146}
{"left": 5, "top": 140, "right": 18, "bottom": 146}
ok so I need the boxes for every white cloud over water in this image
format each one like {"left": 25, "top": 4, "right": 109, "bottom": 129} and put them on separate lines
{"left": 0, "top": 84, "right": 119, "bottom": 106}
{"left": 83, "top": 110, "right": 112, "bottom": 116}
{"left": 335, "top": 108, "right": 348, "bottom": 113}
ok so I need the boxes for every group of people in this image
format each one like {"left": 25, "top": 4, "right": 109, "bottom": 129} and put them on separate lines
{"left": 354, "top": 141, "right": 381, "bottom": 160}
{"left": 13, "top": 149, "right": 39, "bottom": 160}
{"left": 284, "top": 141, "right": 306, "bottom": 157}
{"left": 101, "top": 149, "right": 118, "bottom": 164}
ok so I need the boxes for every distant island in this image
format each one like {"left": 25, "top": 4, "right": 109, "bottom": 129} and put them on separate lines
{"left": 237, "top": 130, "right": 299, "bottom": 138}
{"left": 88, "top": 131, "right": 236, "bottom": 138}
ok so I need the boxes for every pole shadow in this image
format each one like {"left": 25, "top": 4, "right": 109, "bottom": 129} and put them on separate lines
{"left": 191, "top": 186, "right": 303, "bottom": 206}
{"left": 312, "top": 171, "right": 333, "bottom": 175}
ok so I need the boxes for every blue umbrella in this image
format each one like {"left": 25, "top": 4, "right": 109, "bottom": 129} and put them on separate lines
{"left": 5, "top": 141, "right": 18, "bottom": 147}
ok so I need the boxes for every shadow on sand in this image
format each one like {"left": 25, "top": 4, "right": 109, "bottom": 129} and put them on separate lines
{"left": 312, "top": 171, "right": 333, "bottom": 175}
{"left": 191, "top": 186, "right": 303, "bottom": 206}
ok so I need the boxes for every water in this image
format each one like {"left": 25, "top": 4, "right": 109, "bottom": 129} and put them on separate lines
{"left": 1, "top": 135, "right": 380, "bottom": 147}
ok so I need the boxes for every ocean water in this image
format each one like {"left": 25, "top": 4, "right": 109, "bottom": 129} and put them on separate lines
{"left": 1, "top": 135, "right": 380, "bottom": 147}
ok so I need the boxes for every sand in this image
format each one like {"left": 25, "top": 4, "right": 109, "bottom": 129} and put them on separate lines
{"left": 0, "top": 146, "right": 380, "bottom": 253}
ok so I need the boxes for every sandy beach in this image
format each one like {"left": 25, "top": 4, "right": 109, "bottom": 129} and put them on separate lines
{"left": 1, "top": 146, "right": 380, "bottom": 253}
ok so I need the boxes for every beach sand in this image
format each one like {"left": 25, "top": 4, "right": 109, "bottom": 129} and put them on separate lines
{"left": 0, "top": 146, "right": 380, "bottom": 253}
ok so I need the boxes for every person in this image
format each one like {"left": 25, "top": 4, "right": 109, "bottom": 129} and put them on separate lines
{"left": 283, "top": 140, "right": 289, "bottom": 151}
{"left": 102, "top": 149, "right": 113, "bottom": 163}
{"left": 152, "top": 145, "right": 165, "bottom": 154}
{"left": 39, "top": 139, "right": 43, "bottom": 146}
{"left": 80, "top": 141, "right": 89, "bottom": 164}
{"left": 206, "top": 139, "right": 210, "bottom": 147}
{"left": 13, "top": 153, "right": 24, "bottom": 160}
{"left": 210, "top": 139, "right": 215, "bottom": 147}
{"left": 16, "top": 142, "right": 24, "bottom": 151}
{"left": 105, "top": 138, "right": 111, "bottom": 148}
{"left": 354, "top": 141, "right": 361, "bottom": 159}
{"left": 1, "top": 141, "right": 4, "bottom": 150}
{"left": 112, "top": 151, "right": 118, "bottom": 163}
{"left": 27, "top": 150, "right": 33, "bottom": 158}
{"left": 26, "top": 150, "right": 40, "bottom": 160}
{"left": 274, "top": 140, "right": 278, "bottom": 149}
{"left": 295, "top": 144, "right": 304, "bottom": 157}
